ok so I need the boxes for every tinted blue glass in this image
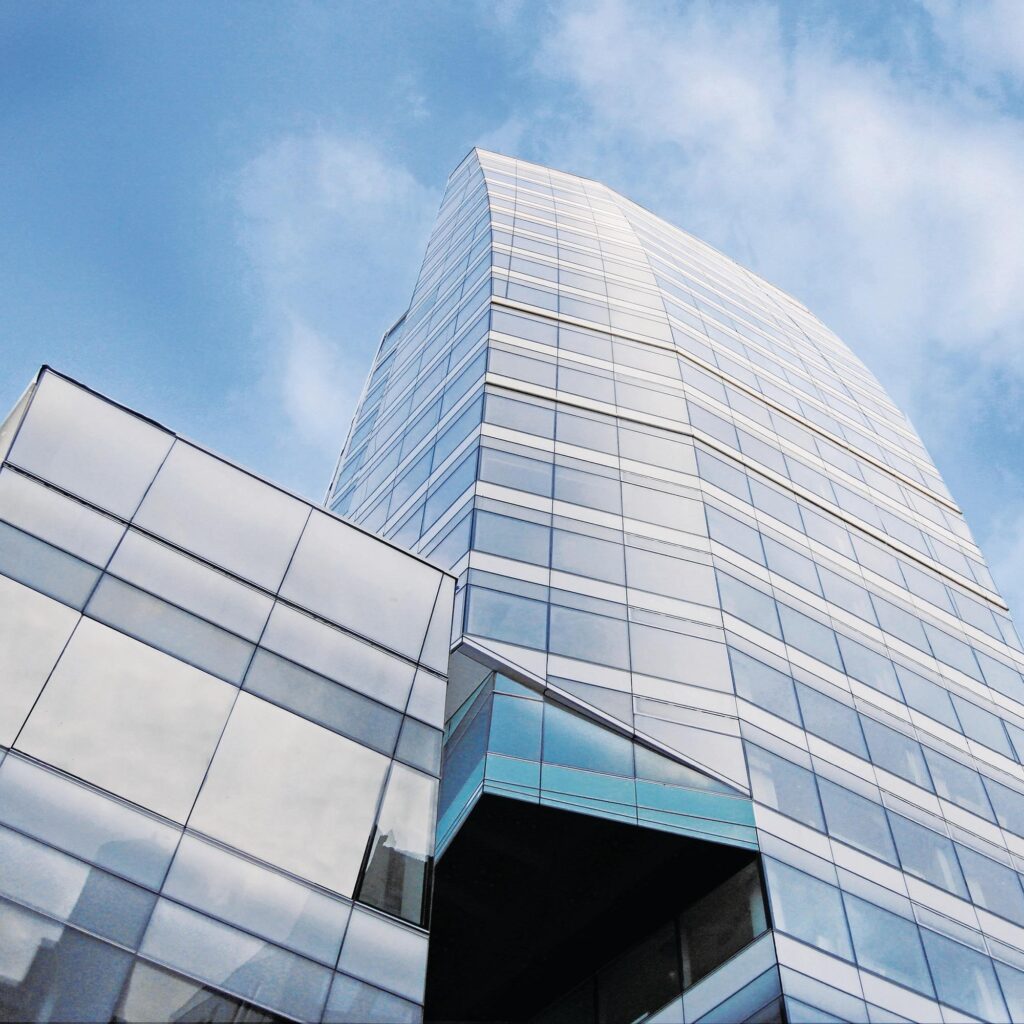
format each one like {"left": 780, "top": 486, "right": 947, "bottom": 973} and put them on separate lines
{"left": 818, "top": 779, "right": 898, "bottom": 866}
{"left": 860, "top": 718, "right": 932, "bottom": 790}
{"left": 746, "top": 745, "right": 823, "bottom": 830}
{"left": 718, "top": 574, "right": 781, "bottom": 639}
{"left": 843, "top": 894, "right": 933, "bottom": 995}
{"left": 778, "top": 605, "right": 843, "bottom": 671}
{"left": 921, "top": 929, "right": 1007, "bottom": 1020}
{"left": 465, "top": 587, "right": 547, "bottom": 649}
{"left": 489, "top": 694, "right": 543, "bottom": 762}
{"left": 888, "top": 814, "right": 968, "bottom": 898}
{"left": 543, "top": 704, "right": 633, "bottom": 777}
{"left": 795, "top": 683, "right": 867, "bottom": 758}
{"left": 763, "top": 859, "right": 851, "bottom": 959}
{"left": 729, "top": 649, "right": 800, "bottom": 724}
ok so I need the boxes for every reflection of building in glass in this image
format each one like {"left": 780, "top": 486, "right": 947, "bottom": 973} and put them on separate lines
{"left": 5, "top": 147, "right": 1024, "bottom": 1023}
{"left": 0, "top": 368, "right": 452, "bottom": 1022}
{"left": 330, "top": 150, "right": 1024, "bottom": 1022}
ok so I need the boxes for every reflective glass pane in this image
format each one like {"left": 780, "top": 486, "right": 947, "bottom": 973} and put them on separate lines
{"left": 163, "top": 833, "right": 350, "bottom": 965}
{"left": 818, "top": 779, "right": 898, "bottom": 865}
{"left": 8, "top": 372, "right": 173, "bottom": 518}
{"left": 0, "top": 574, "right": 79, "bottom": 746}
{"left": 955, "top": 845, "right": 1024, "bottom": 926}
{"left": 279, "top": 510, "right": 440, "bottom": 661}
{"left": 15, "top": 619, "right": 235, "bottom": 822}
{"left": 338, "top": 908, "right": 429, "bottom": 1003}
{"left": 746, "top": 745, "right": 823, "bottom": 830}
{"left": 794, "top": 683, "right": 867, "bottom": 758}
{"left": 730, "top": 649, "right": 799, "bottom": 725}
{"left": 920, "top": 929, "right": 1007, "bottom": 1020}
{"left": 887, "top": 814, "right": 967, "bottom": 898}
{"left": 763, "top": 859, "right": 852, "bottom": 959}
{"left": 356, "top": 764, "right": 437, "bottom": 925}
{"left": 843, "top": 894, "right": 932, "bottom": 995}
{"left": 133, "top": 441, "right": 309, "bottom": 591}
{"left": 189, "top": 693, "right": 389, "bottom": 896}
{"left": 0, "top": 898, "right": 133, "bottom": 1023}
{"left": 324, "top": 973, "right": 420, "bottom": 1024}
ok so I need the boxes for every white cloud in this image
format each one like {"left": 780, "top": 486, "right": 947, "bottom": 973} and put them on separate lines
{"left": 923, "top": 0, "right": 1024, "bottom": 91}
{"left": 489, "top": 0, "right": 1024, "bottom": 597}
{"left": 234, "top": 133, "right": 438, "bottom": 491}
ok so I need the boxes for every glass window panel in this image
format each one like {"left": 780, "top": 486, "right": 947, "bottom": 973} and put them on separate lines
{"left": 872, "top": 596, "right": 930, "bottom": 654}
{"left": 778, "top": 605, "right": 843, "bottom": 672}
{"left": 554, "top": 464, "right": 622, "bottom": 514}
{"left": 925, "top": 625, "right": 983, "bottom": 682}
{"left": 474, "top": 510, "right": 550, "bottom": 565}
{"left": 679, "top": 860, "right": 767, "bottom": 988}
{"left": 15, "top": 619, "right": 235, "bottom": 822}
{"left": 763, "top": 858, "right": 852, "bottom": 959}
{"left": 557, "top": 409, "right": 618, "bottom": 456}
{"left": 951, "top": 695, "right": 1014, "bottom": 759}
{"left": 0, "top": 755, "right": 179, "bottom": 889}
{"left": 479, "top": 447, "right": 552, "bottom": 497}
{"left": 244, "top": 648, "right": 401, "bottom": 756}
{"left": 763, "top": 537, "right": 821, "bottom": 595}
{"left": 85, "top": 575, "right": 255, "bottom": 684}
{"left": 895, "top": 665, "right": 959, "bottom": 731}
{"left": 746, "top": 745, "right": 823, "bottom": 830}
{"left": 622, "top": 483, "right": 708, "bottom": 539}
{"left": 543, "top": 703, "right": 633, "bottom": 776}
{"left": 549, "top": 605, "right": 630, "bottom": 670}
{"left": 0, "top": 574, "right": 79, "bottom": 747}
{"left": 356, "top": 764, "right": 437, "bottom": 926}
{"left": 324, "top": 973, "right": 419, "bottom": 1024}
{"left": 995, "top": 961, "right": 1024, "bottom": 1022}
{"left": 140, "top": 899, "right": 331, "bottom": 1021}
{"left": 133, "top": 441, "right": 309, "bottom": 591}
{"left": 634, "top": 744, "right": 735, "bottom": 794}
{"left": 618, "top": 426, "right": 696, "bottom": 474}
{"left": 707, "top": 507, "right": 765, "bottom": 564}
{"left": 190, "top": 693, "right": 389, "bottom": 895}
{"left": 697, "top": 449, "right": 750, "bottom": 502}
{"left": 923, "top": 747, "right": 995, "bottom": 821}
{"left": 395, "top": 717, "right": 443, "bottom": 775}
{"left": 795, "top": 683, "right": 867, "bottom": 757}
{"left": 921, "top": 929, "right": 1007, "bottom": 1021}
{"left": 0, "top": 520, "right": 100, "bottom": 609}
{"left": 818, "top": 779, "right": 898, "bottom": 865}
{"left": 817, "top": 568, "right": 876, "bottom": 624}
{"left": 861, "top": 718, "right": 932, "bottom": 790}
{"left": 0, "top": 467, "right": 125, "bottom": 565}
{"left": 259, "top": 604, "right": 415, "bottom": 712}
{"left": 835, "top": 636, "right": 901, "bottom": 699}
{"left": 984, "top": 777, "right": 1024, "bottom": 837}
{"left": 955, "top": 845, "right": 1024, "bottom": 926}
{"left": 750, "top": 479, "right": 803, "bottom": 531}
{"left": 489, "top": 694, "right": 543, "bottom": 762}
{"left": 599, "top": 920, "right": 680, "bottom": 1023}
{"left": 843, "top": 894, "right": 932, "bottom": 995}
{"left": 718, "top": 572, "right": 781, "bottom": 638}
{"left": 113, "top": 960, "right": 284, "bottom": 1024}
{"left": 0, "top": 898, "right": 133, "bottom": 1023}
{"left": 8, "top": 371, "right": 173, "bottom": 518}
{"left": 0, "top": 825, "right": 155, "bottom": 948}
{"left": 629, "top": 623, "right": 732, "bottom": 690}
{"left": 888, "top": 814, "right": 968, "bottom": 898}
{"left": 626, "top": 546, "right": 716, "bottom": 605}
{"left": 485, "top": 393, "right": 555, "bottom": 438}
{"left": 163, "top": 833, "right": 350, "bottom": 966}
{"left": 279, "top": 510, "right": 440, "bottom": 662}
{"left": 730, "top": 649, "right": 800, "bottom": 725}
{"left": 553, "top": 530, "right": 625, "bottom": 585}
{"left": 465, "top": 586, "right": 547, "bottom": 650}
{"left": 338, "top": 907, "right": 429, "bottom": 1004}
{"left": 107, "top": 530, "right": 273, "bottom": 641}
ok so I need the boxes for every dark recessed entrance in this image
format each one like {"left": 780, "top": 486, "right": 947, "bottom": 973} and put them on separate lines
{"left": 425, "top": 795, "right": 765, "bottom": 1023}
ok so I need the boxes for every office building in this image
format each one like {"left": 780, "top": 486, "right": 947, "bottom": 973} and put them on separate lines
{"left": 329, "top": 150, "right": 1024, "bottom": 1023}
{"left": 0, "top": 368, "right": 453, "bottom": 1023}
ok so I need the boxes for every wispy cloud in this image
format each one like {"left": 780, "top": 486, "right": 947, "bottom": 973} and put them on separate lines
{"left": 489, "top": 0, "right": 1024, "bottom": 609}
{"left": 234, "top": 132, "right": 438, "bottom": 489}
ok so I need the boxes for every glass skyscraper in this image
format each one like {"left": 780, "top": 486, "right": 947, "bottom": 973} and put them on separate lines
{"left": 329, "top": 150, "right": 1024, "bottom": 1023}
{"left": 4, "top": 148, "right": 1024, "bottom": 1024}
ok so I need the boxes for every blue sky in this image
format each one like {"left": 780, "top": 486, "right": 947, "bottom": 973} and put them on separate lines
{"left": 3, "top": 0, "right": 1024, "bottom": 614}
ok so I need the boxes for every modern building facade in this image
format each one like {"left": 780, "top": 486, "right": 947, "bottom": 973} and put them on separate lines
{"left": 4, "top": 148, "right": 1024, "bottom": 1024}
{"left": 328, "top": 150, "right": 1024, "bottom": 1023}
{"left": 0, "top": 368, "right": 453, "bottom": 1022}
